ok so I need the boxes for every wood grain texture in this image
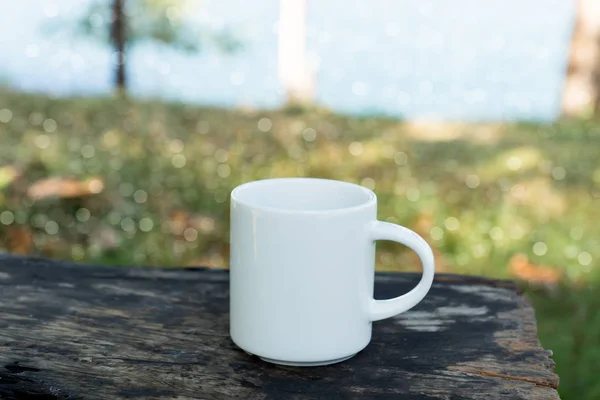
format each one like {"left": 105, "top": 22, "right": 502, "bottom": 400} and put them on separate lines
{"left": 0, "top": 254, "right": 558, "bottom": 399}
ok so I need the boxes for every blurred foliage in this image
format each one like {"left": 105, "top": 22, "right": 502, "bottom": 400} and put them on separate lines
{"left": 77, "top": 0, "right": 241, "bottom": 53}
{"left": 529, "top": 286, "right": 600, "bottom": 399}
{"left": 0, "top": 89, "right": 599, "bottom": 399}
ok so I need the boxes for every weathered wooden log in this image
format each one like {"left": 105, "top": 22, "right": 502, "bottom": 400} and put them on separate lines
{"left": 0, "top": 254, "right": 558, "bottom": 399}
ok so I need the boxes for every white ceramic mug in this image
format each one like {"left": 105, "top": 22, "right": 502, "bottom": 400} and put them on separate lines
{"left": 229, "top": 178, "right": 435, "bottom": 366}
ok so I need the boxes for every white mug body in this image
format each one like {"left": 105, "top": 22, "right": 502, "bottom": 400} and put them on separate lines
{"left": 229, "top": 178, "right": 435, "bottom": 366}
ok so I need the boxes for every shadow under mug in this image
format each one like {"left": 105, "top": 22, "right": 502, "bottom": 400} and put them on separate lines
{"left": 230, "top": 178, "right": 435, "bottom": 366}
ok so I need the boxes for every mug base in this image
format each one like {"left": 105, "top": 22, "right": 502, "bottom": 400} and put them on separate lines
{"left": 258, "top": 354, "right": 356, "bottom": 367}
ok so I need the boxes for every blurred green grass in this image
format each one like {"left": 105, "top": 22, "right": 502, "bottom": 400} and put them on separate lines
{"left": 0, "top": 90, "right": 599, "bottom": 398}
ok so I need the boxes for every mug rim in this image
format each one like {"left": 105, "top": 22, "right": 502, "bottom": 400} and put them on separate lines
{"left": 231, "top": 177, "right": 377, "bottom": 215}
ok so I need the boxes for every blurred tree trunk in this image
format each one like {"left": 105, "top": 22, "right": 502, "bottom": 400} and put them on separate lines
{"left": 562, "top": 0, "right": 600, "bottom": 117}
{"left": 111, "top": 0, "right": 127, "bottom": 93}
{"left": 278, "top": 0, "right": 314, "bottom": 106}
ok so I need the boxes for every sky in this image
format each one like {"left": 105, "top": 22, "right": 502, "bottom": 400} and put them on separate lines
{"left": 0, "top": 0, "right": 575, "bottom": 121}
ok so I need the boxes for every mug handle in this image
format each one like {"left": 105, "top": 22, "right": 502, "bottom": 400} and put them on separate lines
{"left": 368, "top": 221, "right": 435, "bottom": 321}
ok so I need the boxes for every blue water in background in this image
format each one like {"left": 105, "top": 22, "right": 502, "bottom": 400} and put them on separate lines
{"left": 0, "top": 0, "right": 575, "bottom": 121}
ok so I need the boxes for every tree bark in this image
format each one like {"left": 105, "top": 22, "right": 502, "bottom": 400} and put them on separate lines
{"left": 561, "top": 0, "right": 600, "bottom": 117}
{"left": 111, "top": 0, "right": 127, "bottom": 93}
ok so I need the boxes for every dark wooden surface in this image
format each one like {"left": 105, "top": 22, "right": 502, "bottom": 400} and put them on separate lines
{"left": 0, "top": 254, "right": 558, "bottom": 400}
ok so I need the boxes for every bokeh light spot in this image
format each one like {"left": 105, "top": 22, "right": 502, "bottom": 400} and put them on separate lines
{"left": 533, "top": 242, "right": 548, "bottom": 256}
{"left": 552, "top": 166, "right": 566, "bottom": 181}
{"left": 214, "top": 191, "right": 227, "bottom": 203}
{"left": 570, "top": 227, "right": 583, "bottom": 240}
{"left": 361, "top": 177, "right": 375, "bottom": 190}
{"left": 43, "top": 118, "right": 57, "bottom": 133}
{"left": 506, "top": 156, "right": 522, "bottom": 171}
{"left": 172, "top": 154, "right": 186, "bottom": 168}
{"left": 578, "top": 252, "right": 592, "bottom": 266}
{"left": 134, "top": 190, "right": 148, "bottom": 204}
{"left": 302, "top": 128, "right": 317, "bottom": 142}
{"left": 215, "top": 149, "right": 229, "bottom": 163}
{"left": 217, "top": 164, "right": 231, "bottom": 178}
{"left": 394, "top": 152, "right": 408, "bottom": 166}
{"left": 169, "top": 139, "right": 184, "bottom": 153}
{"left": 81, "top": 144, "right": 95, "bottom": 158}
{"left": 472, "top": 243, "right": 489, "bottom": 258}
{"left": 45, "top": 221, "right": 59, "bottom": 235}
{"left": 102, "top": 130, "right": 120, "bottom": 148}
{"left": 31, "top": 214, "right": 47, "bottom": 229}
{"left": 444, "top": 217, "right": 460, "bottom": 231}
{"left": 184, "top": 227, "right": 198, "bottom": 242}
{"left": 121, "top": 217, "right": 136, "bottom": 233}
{"left": 139, "top": 217, "right": 154, "bottom": 232}
{"left": 0, "top": 211, "right": 15, "bottom": 225}
{"left": 0, "top": 109, "right": 13, "bottom": 123}
{"left": 430, "top": 226, "right": 444, "bottom": 240}
{"left": 88, "top": 179, "right": 103, "bottom": 194}
{"left": 465, "top": 174, "right": 480, "bottom": 189}
{"left": 349, "top": 142, "right": 364, "bottom": 156}
{"left": 35, "top": 134, "right": 51, "bottom": 149}
{"left": 489, "top": 226, "right": 504, "bottom": 241}
{"left": 29, "top": 112, "right": 44, "bottom": 126}
{"left": 199, "top": 218, "right": 215, "bottom": 233}
{"left": 76, "top": 208, "right": 90, "bottom": 222}
{"left": 257, "top": 118, "right": 272, "bottom": 132}
{"left": 406, "top": 188, "right": 420, "bottom": 202}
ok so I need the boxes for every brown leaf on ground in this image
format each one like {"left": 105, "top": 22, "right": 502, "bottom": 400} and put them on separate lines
{"left": 509, "top": 254, "right": 562, "bottom": 286}
{"left": 27, "top": 177, "right": 104, "bottom": 200}
{"left": 4, "top": 225, "right": 34, "bottom": 255}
